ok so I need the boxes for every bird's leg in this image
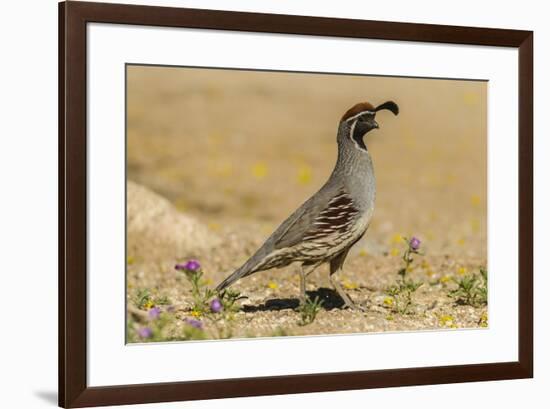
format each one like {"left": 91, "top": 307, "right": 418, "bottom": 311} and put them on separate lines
{"left": 299, "top": 263, "right": 318, "bottom": 305}
{"left": 329, "top": 251, "right": 362, "bottom": 311}
{"left": 299, "top": 266, "right": 307, "bottom": 305}
{"left": 329, "top": 274, "right": 359, "bottom": 310}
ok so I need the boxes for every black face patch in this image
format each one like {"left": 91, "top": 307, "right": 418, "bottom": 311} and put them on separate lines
{"left": 352, "top": 122, "right": 368, "bottom": 150}
{"left": 351, "top": 115, "right": 376, "bottom": 151}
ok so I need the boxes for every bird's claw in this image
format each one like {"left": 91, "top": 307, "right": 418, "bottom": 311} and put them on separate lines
{"left": 343, "top": 302, "right": 365, "bottom": 312}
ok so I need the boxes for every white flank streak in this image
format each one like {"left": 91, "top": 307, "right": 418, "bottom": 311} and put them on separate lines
{"left": 329, "top": 193, "right": 348, "bottom": 203}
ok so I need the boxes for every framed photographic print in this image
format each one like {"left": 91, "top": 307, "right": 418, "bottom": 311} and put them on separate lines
{"left": 59, "top": 1, "right": 533, "bottom": 407}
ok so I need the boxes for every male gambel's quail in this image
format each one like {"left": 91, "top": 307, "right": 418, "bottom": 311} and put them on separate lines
{"left": 216, "top": 101, "right": 399, "bottom": 309}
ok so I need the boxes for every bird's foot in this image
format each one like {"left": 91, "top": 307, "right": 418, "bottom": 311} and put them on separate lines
{"left": 344, "top": 302, "right": 366, "bottom": 312}
{"left": 340, "top": 298, "right": 363, "bottom": 311}
{"left": 330, "top": 276, "right": 363, "bottom": 311}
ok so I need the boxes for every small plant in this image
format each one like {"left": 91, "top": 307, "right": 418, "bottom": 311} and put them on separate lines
{"left": 203, "top": 296, "right": 235, "bottom": 339}
{"left": 478, "top": 268, "right": 488, "bottom": 303}
{"left": 182, "top": 318, "right": 207, "bottom": 340}
{"left": 128, "top": 304, "right": 179, "bottom": 342}
{"left": 398, "top": 236, "right": 421, "bottom": 278}
{"left": 133, "top": 288, "right": 152, "bottom": 309}
{"left": 175, "top": 260, "right": 245, "bottom": 339}
{"left": 386, "top": 280, "right": 423, "bottom": 315}
{"left": 449, "top": 267, "right": 488, "bottom": 306}
{"left": 175, "top": 260, "right": 216, "bottom": 315}
{"left": 133, "top": 288, "right": 171, "bottom": 310}
{"left": 218, "top": 288, "right": 243, "bottom": 314}
{"left": 297, "top": 296, "right": 323, "bottom": 326}
{"left": 385, "top": 236, "right": 424, "bottom": 315}
{"left": 478, "top": 311, "right": 488, "bottom": 327}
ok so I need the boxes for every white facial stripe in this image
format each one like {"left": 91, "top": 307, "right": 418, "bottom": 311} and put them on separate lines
{"left": 345, "top": 110, "right": 375, "bottom": 122}
{"left": 349, "top": 119, "right": 357, "bottom": 142}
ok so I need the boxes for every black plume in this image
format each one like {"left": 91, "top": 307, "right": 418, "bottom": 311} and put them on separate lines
{"left": 375, "top": 101, "right": 399, "bottom": 116}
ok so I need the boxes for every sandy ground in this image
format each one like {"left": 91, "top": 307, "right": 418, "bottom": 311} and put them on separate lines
{"left": 126, "top": 66, "right": 488, "bottom": 341}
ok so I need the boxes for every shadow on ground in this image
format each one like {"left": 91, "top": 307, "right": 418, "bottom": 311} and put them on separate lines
{"left": 242, "top": 287, "right": 346, "bottom": 312}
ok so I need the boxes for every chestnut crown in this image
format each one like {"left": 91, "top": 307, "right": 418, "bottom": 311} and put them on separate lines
{"left": 341, "top": 100, "right": 399, "bottom": 122}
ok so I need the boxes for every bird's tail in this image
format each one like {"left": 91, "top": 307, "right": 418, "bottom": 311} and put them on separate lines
{"left": 215, "top": 256, "right": 261, "bottom": 292}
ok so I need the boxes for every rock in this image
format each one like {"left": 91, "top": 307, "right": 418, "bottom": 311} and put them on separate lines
{"left": 127, "top": 181, "right": 221, "bottom": 262}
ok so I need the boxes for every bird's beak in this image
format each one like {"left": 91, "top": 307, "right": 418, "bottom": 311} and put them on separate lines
{"left": 368, "top": 119, "right": 379, "bottom": 130}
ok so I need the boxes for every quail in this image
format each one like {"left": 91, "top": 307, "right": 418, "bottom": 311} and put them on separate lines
{"left": 216, "top": 101, "right": 399, "bottom": 309}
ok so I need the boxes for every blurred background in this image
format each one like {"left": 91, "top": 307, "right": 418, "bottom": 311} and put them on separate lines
{"left": 127, "top": 65, "right": 486, "bottom": 262}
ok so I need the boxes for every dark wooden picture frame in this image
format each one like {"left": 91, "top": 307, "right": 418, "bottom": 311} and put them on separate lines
{"left": 59, "top": 1, "right": 533, "bottom": 407}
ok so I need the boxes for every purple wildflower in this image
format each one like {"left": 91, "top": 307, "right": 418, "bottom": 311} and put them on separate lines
{"left": 409, "top": 237, "right": 421, "bottom": 251}
{"left": 210, "top": 298, "right": 223, "bottom": 313}
{"left": 137, "top": 327, "right": 153, "bottom": 339}
{"left": 148, "top": 306, "right": 161, "bottom": 320}
{"left": 175, "top": 259, "right": 201, "bottom": 272}
{"left": 185, "top": 318, "right": 203, "bottom": 329}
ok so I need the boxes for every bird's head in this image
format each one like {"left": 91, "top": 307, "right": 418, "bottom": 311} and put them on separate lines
{"left": 339, "top": 101, "right": 399, "bottom": 150}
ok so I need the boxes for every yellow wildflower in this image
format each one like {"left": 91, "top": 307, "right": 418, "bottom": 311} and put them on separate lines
{"left": 383, "top": 297, "right": 394, "bottom": 307}
{"left": 251, "top": 162, "right": 268, "bottom": 179}
{"left": 457, "top": 266, "right": 467, "bottom": 276}
{"left": 386, "top": 314, "right": 394, "bottom": 321}
{"left": 439, "top": 314, "right": 454, "bottom": 326}
{"left": 391, "top": 233, "right": 403, "bottom": 244}
{"left": 358, "top": 249, "right": 368, "bottom": 257}
{"left": 143, "top": 300, "right": 155, "bottom": 310}
{"left": 296, "top": 165, "right": 312, "bottom": 185}
{"left": 457, "top": 238, "right": 465, "bottom": 246}
{"left": 479, "top": 312, "right": 488, "bottom": 327}
{"left": 439, "top": 275, "right": 452, "bottom": 284}
{"left": 267, "top": 281, "right": 278, "bottom": 290}
{"left": 191, "top": 310, "right": 202, "bottom": 318}
{"left": 390, "top": 248, "right": 400, "bottom": 257}
{"left": 343, "top": 280, "right": 358, "bottom": 290}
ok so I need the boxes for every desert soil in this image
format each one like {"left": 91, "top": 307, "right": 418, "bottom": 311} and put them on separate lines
{"left": 126, "top": 66, "right": 488, "bottom": 341}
